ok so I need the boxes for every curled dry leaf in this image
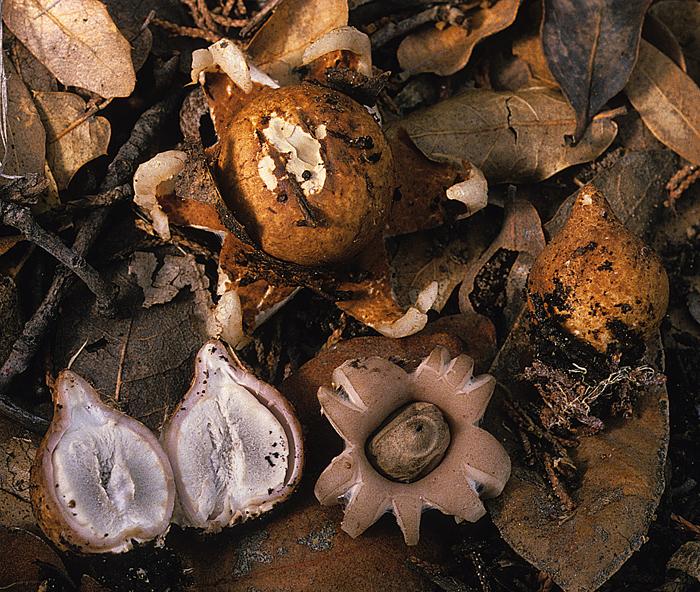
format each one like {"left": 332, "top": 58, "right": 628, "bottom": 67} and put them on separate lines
{"left": 3, "top": 0, "right": 136, "bottom": 98}
{"left": 546, "top": 149, "right": 678, "bottom": 240}
{"left": 396, "top": 0, "right": 521, "bottom": 76}
{"left": 486, "top": 316, "right": 669, "bottom": 592}
{"left": 8, "top": 38, "right": 58, "bottom": 92}
{"left": 32, "top": 92, "right": 111, "bottom": 190}
{"left": 624, "top": 40, "right": 700, "bottom": 165}
{"left": 642, "top": 13, "right": 686, "bottom": 71}
{"left": 0, "top": 527, "right": 69, "bottom": 591}
{"left": 0, "top": 57, "right": 45, "bottom": 180}
{"left": 541, "top": 0, "right": 651, "bottom": 141}
{"left": 458, "top": 197, "right": 545, "bottom": 332}
{"left": 390, "top": 211, "right": 495, "bottom": 314}
{"left": 102, "top": 0, "right": 154, "bottom": 72}
{"left": 400, "top": 87, "right": 618, "bottom": 184}
{"left": 247, "top": 0, "right": 349, "bottom": 84}
{"left": 0, "top": 417, "right": 38, "bottom": 530}
{"left": 650, "top": 0, "right": 700, "bottom": 83}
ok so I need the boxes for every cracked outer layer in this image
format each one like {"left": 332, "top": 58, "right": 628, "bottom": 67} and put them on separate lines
{"left": 30, "top": 371, "right": 175, "bottom": 553}
{"left": 162, "top": 340, "right": 304, "bottom": 532}
{"left": 216, "top": 82, "right": 394, "bottom": 266}
{"left": 315, "top": 347, "right": 510, "bottom": 545}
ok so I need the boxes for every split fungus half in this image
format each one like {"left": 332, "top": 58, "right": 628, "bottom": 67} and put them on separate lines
{"left": 315, "top": 347, "right": 511, "bottom": 545}
{"left": 162, "top": 340, "right": 304, "bottom": 532}
{"left": 31, "top": 371, "right": 175, "bottom": 553}
{"left": 528, "top": 184, "right": 669, "bottom": 355}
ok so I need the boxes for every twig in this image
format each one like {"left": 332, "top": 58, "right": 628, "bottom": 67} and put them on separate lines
{"left": 370, "top": 5, "right": 466, "bottom": 48}
{"left": 0, "top": 94, "right": 181, "bottom": 432}
{"left": 1, "top": 189, "right": 117, "bottom": 316}
{"left": 114, "top": 318, "right": 133, "bottom": 401}
{"left": 152, "top": 17, "right": 220, "bottom": 42}
{"left": 53, "top": 98, "right": 112, "bottom": 143}
{"left": 240, "top": 0, "right": 282, "bottom": 38}
{"left": 666, "top": 164, "right": 700, "bottom": 207}
{"left": 671, "top": 514, "right": 700, "bottom": 538}
{"left": 209, "top": 11, "right": 248, "bottom": 28}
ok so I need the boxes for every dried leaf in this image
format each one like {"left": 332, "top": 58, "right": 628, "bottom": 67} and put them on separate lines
{"left": 103, "top": 0, "right": 154, "bottom": 72}
{"left": 546, "top": 150, "right": 678, "bottom": 240}
{"left": 401, "top": 87, "right": 618, "bottom": 184}
{"left": 0, "top": 417, "right": 37, "bottom": 530}
{"left": 0, "top": 527, "right": 69, "bottom": 591}
{"left": 0, "top": 57, "right": 45, "bottom": 179}
{"left": 53, "top": 254, "right": 209, "bottom": 431}
{"left": 642, "top": 13, "right": 686, "bottom": 71}
{"left": 396, "top": 0, "right": 521, "bottom": 76}
{"left": 512, "top": 31, "right": 557, "bottom": 87}
{"left": 129, "top": 252, "right": 209, "bottom": 309}
{"left": 32, "top": 91, "right": 111, "bottom": 190}
{"left": 486, "top": 319, "right": 668, "bottom": 592}
{"left": 2, "top": 0, "right": 136, "bottom": 98}
{"left": 542, "top": 0, "right": 650, "bottom": 140}
{"left": 247, "top": 0, "right": 348, "bottom": 84}
{"left": 390, "top": 212, "right": 495, "bottom": 313}
{"left": 458, "top": 197, "right": 545, "bottom": 332}
{"left": 650, "top": 0, "right": 700, "bottom": 83}
{"left": 624, "top": 40, "right": 700, "bottom": 165}
{"left": 8, "top": 37, "right": 58, "bottom": 92}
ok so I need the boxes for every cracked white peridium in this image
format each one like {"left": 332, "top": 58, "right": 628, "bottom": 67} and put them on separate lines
{"left": 167, "top": 348, "right": 289, "bottom": 530}
{"left": 258, "top": 115, "right": 326, "bottom": 196}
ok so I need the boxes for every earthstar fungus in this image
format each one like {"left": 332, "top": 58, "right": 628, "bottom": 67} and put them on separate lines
{"left": 315, "top": 347, "right": 511, "bottom": 545}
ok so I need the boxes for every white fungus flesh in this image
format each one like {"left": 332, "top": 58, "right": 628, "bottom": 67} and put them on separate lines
{"left": 31, "top": 371, "right": 175, "bottom": 553}
{"left": 163, "top": 341, "right": 304, "bottom": 531}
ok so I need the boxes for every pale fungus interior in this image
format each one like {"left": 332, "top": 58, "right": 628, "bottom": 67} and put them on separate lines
{"left": 167, "top": 346, "right": 290, "bottom": 528}
{"left": 50, "top": 375, "right": 172, "bottom": 549}
{"left": 258, "top": 115, "right": 326, "bottom": 196}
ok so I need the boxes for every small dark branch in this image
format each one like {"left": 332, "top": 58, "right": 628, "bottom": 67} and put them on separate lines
{"left": 0, "top": 95, "right": 181, "bottom": 431}
{"left": 209, "top": 12, "right": 247, "bottom": 28}
{"left": 370, "top": 5, "right": 468, "bottom": 48}
{"left": 543, "top": 452, "right": 577, "bottom": 512}
{"left": 1, "top": 193, "right": 117, "bottom": 317}
{"left": 240, "top": 0, "right": 282, "bottom": 38}
{"left": 64, "top": 184, "right": 133, "bottom": 212}
{"left": 0, "top": 396, "right": 49, "bottom": 433}
{"left": 152, "top": 18, "right": 220, "bottom": 42}
{"left": 666, "top": 164, "right": 700, "bottom": 207}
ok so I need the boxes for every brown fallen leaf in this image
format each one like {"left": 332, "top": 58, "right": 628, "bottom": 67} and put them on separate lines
{"left": 624, "top": 39, "right": 700, "bottom": 165}
{"left": 102, "top": 0, "right": 154, "bottom": 72}
{"left": 541, "top": 0, "right": 651, "bottom": 141}
{"left": 643, "top": 13, "right": 687, "bottom": 71}
{"left": 247, "top": 0, "right": 349, "bottom": 84}
{"left": 512, "top": 31, "right": 558, "bottom": 88}
{"left": 8, "top": 37, "right": 58, "bottom": 92}
{"left": 485, "top": 316, "right": 669, "bottom": 592}
{"left": 390, "top": 211, "right": 496, "bottom": 313}
{"left": 0, "top": 527, "right": 70, "bottom": 591}
{"left": 0, "top": 57, "right": 45, "bottom": 180}
{"left": 650, "top": 0, "right": 700, "bottom": 83}
{"left": 32, "top": 92, "right": 111, "bottom": 190}
{"left": 458, "top": 197, "right": 545, "bottom": 333}
{"left": 546, "top": 150, "right": 678, "bottom": 240}
{"left": 396, "top": 0, "right": 521, "bottom": 76}
{"left": 3, "top": 0, "right": 136, "bottom": 98}
{"left": 0, "top": 416, "right": 38, "bottom": 530}
{"left": 53, "top": 252, "right": 209, "bottom": 431}
{"left": 401, "top": 87, "right": 618, "bottom": 184}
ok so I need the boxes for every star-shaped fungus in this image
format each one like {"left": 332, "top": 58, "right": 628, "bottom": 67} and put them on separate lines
{"left": 314, "top": 347, "right": 511, "bottom": 545}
